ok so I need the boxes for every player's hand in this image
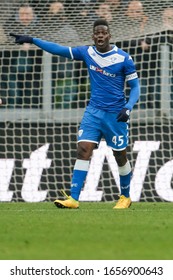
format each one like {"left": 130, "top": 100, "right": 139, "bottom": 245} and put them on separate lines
{"left": 9, "top": 33, "right": 33, "bottom": 44}
{"left": 117, "top": 108, "right": 130, "bottom": 122}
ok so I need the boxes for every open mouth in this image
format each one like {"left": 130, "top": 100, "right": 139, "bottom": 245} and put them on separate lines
{"left": 97, "top": 40, "right": 104, "bottom": 46}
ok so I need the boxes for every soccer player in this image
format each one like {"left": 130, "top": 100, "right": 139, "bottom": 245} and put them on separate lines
{"left": 10, "top": 19, "right": 140, "bottom": 209}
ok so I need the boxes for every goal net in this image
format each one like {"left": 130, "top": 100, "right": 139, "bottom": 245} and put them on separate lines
{"left": 0, "top": 0, "right": 173, "bottom": 203}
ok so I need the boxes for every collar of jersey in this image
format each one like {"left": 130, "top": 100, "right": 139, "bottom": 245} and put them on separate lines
{"left": 93, "top": 45, "right": 118, "bottom": 56}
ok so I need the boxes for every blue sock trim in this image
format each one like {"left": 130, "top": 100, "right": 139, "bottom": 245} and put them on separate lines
{"left": 71, "top": 169, "right": 88, "bottom": 200}
{"left": 120, "top": 172, "right": 131, "bottom": 197}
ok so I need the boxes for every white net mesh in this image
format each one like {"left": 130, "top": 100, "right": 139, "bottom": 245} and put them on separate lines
{"left": 0, "top": 0, "right": 173, "bottom": 202}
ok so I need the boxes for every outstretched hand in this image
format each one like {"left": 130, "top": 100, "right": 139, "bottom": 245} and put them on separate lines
{"left": 9, "top": 33, "right": 33, "bottom": 44}
{"left": 117, "top": 108, "right": 130, "bottom": 122}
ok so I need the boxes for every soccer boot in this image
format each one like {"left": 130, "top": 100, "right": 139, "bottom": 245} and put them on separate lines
{"left": 54, "top": 190, "right": 79, "bottom": 209}
{"left": 113, "top": 195, "right": 132, "bottom": 209}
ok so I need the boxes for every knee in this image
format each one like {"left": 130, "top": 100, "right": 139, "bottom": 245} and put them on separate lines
{"left": 77, "top": 142, "right": 95, "bottom": 160}
{"left": 113, "top": 150, "right": 127, "bottom": 166}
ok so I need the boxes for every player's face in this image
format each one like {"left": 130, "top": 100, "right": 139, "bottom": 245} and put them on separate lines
{"left": 92, "top": 25, "right": 111, "bottom": 53}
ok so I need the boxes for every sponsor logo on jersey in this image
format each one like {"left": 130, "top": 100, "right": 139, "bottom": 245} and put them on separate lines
{"left": 90, "top": 65, "right": 116, "bottom": 77}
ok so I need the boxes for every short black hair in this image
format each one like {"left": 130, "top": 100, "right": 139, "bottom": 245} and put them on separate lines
{"left": 93, "top": 19, "right": 109, "bottom": 30}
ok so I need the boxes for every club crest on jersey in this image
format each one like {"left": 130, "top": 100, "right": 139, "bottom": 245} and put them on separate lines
{"left": 78, "top": 129, "right": 83, "bottom": 137}
{"left": 111, "top": 57, "right": 117, "bottom": 63}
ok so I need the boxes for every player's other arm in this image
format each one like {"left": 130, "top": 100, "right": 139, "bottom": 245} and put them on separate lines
{"left": 124, "top": 55, "right": 140, "bottom": 111}
{"left": 125, "top": 77, "right": 140, "bottom": 111}
{"left": 9, "top": 33, "right": 72, "bottom": 59}
{"left": 117, "top": 76, "right": 140, "bottom": 122}
{"left": 117, "top": 53, "right": 140, "bottom": 122}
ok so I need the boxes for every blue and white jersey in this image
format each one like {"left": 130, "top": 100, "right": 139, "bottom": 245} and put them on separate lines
{"left": 70, "top": 45, "right": 138, "bottom": 112}
{"left": 32, "top": 38, "right": 139, "bottom": 112}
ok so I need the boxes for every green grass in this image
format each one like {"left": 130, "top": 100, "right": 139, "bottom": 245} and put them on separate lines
{"left": 0, "top": 202, "right": 173, "bottom": 260}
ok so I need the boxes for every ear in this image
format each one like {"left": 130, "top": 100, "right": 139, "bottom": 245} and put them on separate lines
{"left": 109, "top": 33, "right": 112, "bottom": 39}
{"left": 92, "top": 33, "right": 94, "bottom": 40}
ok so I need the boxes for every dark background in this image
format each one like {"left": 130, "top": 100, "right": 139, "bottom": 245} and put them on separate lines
{"left": 0, "top": 121, "right": 173, "bottom": 202}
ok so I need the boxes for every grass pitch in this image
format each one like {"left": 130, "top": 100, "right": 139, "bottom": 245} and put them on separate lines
{"left": 0, "top": 202, "right": 173, "bottom": 260}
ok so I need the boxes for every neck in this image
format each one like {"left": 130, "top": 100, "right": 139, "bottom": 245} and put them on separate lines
{"left": 96, "top": 45, "right": 112, "bottom": 53}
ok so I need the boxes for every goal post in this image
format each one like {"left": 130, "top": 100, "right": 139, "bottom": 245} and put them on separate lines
{"left": 0, "top": 0, "right": 173, "bottom": 203}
